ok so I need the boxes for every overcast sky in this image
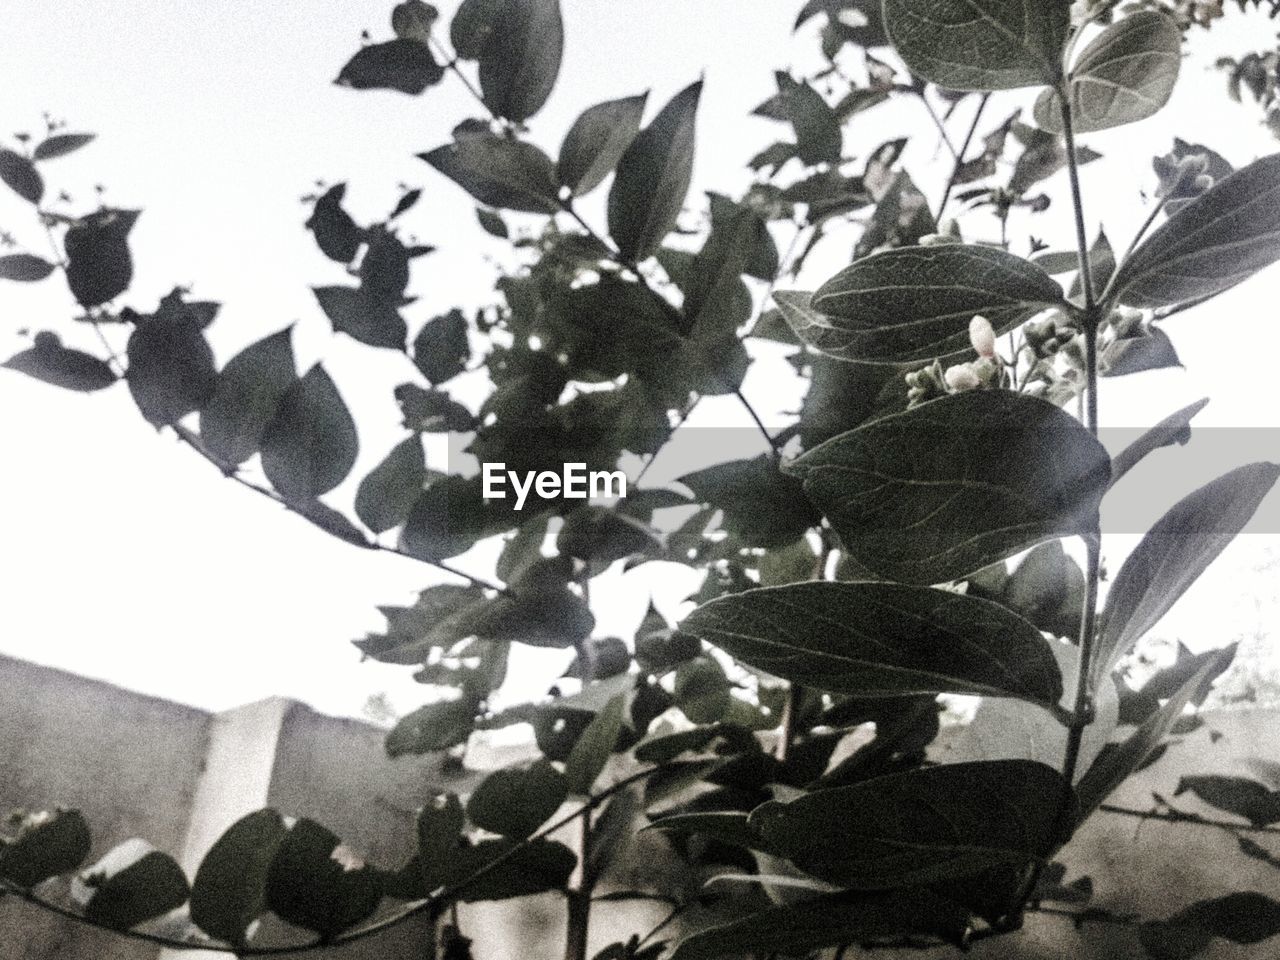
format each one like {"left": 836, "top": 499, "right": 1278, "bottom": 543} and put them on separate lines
{"left": 1, "top": 1, "right": 1278, "bottom": 719}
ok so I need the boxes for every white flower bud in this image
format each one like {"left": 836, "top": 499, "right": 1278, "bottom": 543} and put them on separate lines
{"left": 944, "top": 363, "right": 981, "bottom": 392}
{"left": 969, "top": 315, "right": 997, "bottom": 358}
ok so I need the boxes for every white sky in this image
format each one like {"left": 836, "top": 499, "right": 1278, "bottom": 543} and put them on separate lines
{"left": 1, "top": 1, "right": 1278, "bottom": 719}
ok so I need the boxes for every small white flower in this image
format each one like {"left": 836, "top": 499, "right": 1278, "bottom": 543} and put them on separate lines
{"left": 969, "top": 315, "right": 997, "bottom": 358}
{"left": 944, "top": 363, "right": 981, "bottom": 392}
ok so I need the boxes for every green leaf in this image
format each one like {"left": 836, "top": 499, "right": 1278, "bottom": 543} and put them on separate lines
{"left": 557, "top": 507, "right": 662, "bottom": 566}
{"left": 682, "top": 581, "right": 1062, "bottom": 706}
{"left": 1093, "top": 462, "right": 1280, "bottom": 685}
{"left": 125, "top": 299, "right": 218, "bottom": 426}
{"left": 356, "top": 584, "right": 489, "bottom": 664}
{"left": 451, "top": 0, "right": 505, "bottom": 58}
{"left": 564, "top": 694, "right": 627, "bottom": 794}
{"left": 673, "top": 658, "right": 731, "bottom": 724}
{"left": 800, "top": 245, "right": 1065, "bottom": 365}
{"left": 1110, "top": 398, "right": 1209, "bottom": 488}
{"left": 412, "top": 309, "right": 470, "bottom": 384}
{"left": 190, "top": 809, "right": 287, "bottom": 946}
{"left": 467, "top": 759, "right": 567, "bottom": 839}
{"left": 1175, "top": 776, "right": 1280, "bottom": 828}
{"left": 264, "top": 819, "right": 381, "bottom": 940}
{"left": 401, "top": 474, "right": 505, "bottom": 560}
{"left": 64, "top": 208, "right": 139, "bottom": 308}
{"left": 787, "top": 391, "right": 1110, "bottom": 584}
{"left": 32, "top": 132, "right": 96, "bottom": 161}
{"left": 608, "top": 81, "right": 703, "bottom": 263}
{"left": 757, "top": 73, "right": 842, "bottom": 166}
{"left": 0, "top": 810, "right": 91, "bottom": 888}
{"left": 313, "top": 285, "right": 407, "bottom": 350}
{"left": 1109, "top": 153, "right": 1280, "bottom": 310}
{"left": 1141, "top": 893, "right": 1280, "bottom": 959}
{"left": 882, "top": 0, "right": 1070, "bottom": 91}
{"left": 1101, "top": 327, "right": 1181, "bottom": 377}
{"left": 558, "top": 93, "right": 648, "bottom": 196}
{"left": 1076, "top": 646, "right": 1235, "bottom": 820}
{"left": 386, "top": 697, "right": 478, "bottom": 756}
{"left": 199, "top": 327, "right": 297, "bottom": 465}
{"left": 670, "top": 890, "right": 971, "bottom": 960}
{"left": 0, "top": 252, "right": 55, "bottom": 281}
{"left": 392, "top": 0, "right": 438, "bottom": 42}
{"left": 476, "top": 207, "right": 509, "bottom": 237}
{"left": 0, "top": 148, "right": 43, "bottom": 203}
{"left": 749, "top": 760, "right": 1065, "bottom": 889}
{"left": 260, "top": 365, "right": 360, "bottom": 502}
{"left": 417, "top": 794, "right": 466, "bottom": 885}
{"left": 679, "top": 455, "right": 821, "bottom": 549}
{"left": 82, "top": 844, "right": 191, "bottom": 931}
{"left": 355, "top": 436, "right": 426, "bottom": 534}
{"left": 478, "top": 0, "right": 564, "bottom": 122}
{"left": 3, "top": 332, "right": 116, "bottom": 392}
{"left": 306, "top": 184, "right": 364, "bottom": 263}
{"left": 420, "top": 134, "right": 560, "bottom": 213}
{"left": 452, "top": 837, "right": 576, "bottom": 901}
{"left": 1001, "top": 540, "right": 1085, "bottom": 639}
{"left": 395, "top": 383, "right": 475, "bottom": 433}
{"left": 1034, "top": 12, "right": 1180, "bottom": 134}
{"left": 335, "top": 38, "right": 444, "bottom": 95}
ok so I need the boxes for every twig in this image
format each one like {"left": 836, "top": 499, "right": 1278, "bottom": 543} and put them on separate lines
{"left": 937, "top": 93, "right": 991, "bottom": 220}
{"left": 1099, "top": 802, "right": 1280, "bottom": 836}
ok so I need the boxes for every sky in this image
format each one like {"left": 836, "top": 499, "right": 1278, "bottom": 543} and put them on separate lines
{"left": 1, "top": 1, "right": 1278, "bottom": 719}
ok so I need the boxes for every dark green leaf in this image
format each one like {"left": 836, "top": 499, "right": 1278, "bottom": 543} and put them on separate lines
{"left": 313, "top": 285, "right": 406, "bottom": 350}
{"left": 355, "top": 436, "right": 426, "bottom": 533}
{"left": 32, "top": 133, "right": 96, "bottom": 161}
{"left": 1142, "top": 893, "right": 1280, "bottom": 959}
{"left": 0, "top": 810, "right": 91, "bottom": 888}
{"left": 264, "top": 819, "right": 380, "bottom": 941}
{"left": 395, "top": 383, "right": 475, "bottom": 433}
{"left": 3, "top": 332, "right": 115, "bottom": 392}
{"left": 757, "top": 74, "right": 842, "bottom": 166}
{"left": 1110, "top": 398, "right": 1209, "bottom": 488}
{"left": 749, "top": 760, "right": 1065, "bottom": 888}
{"left": 680, "top": 455, "right": 820, "bottom": 549}
{"left": 261, "top": 365, "right": 360, "bottom": 502}
{"left": 1076, "top": 646, "right": 1235, "bottom": 819}
{"left": 294, "top": 500, "right": 370, "bottom": 547}
{"left": 413, "top": 309, "right": 470, "bottom": 384}
{"left": 1175, "top": 776, "right": 1280, "bottom": 828}
{"left": 681, "top": 581, "right": 1062, "bottom": 706}
{"left": 788, "top": 391, "right": 1110, "bottom": 584}
{"left": 199, "top": 327, "right": 296, "bottom": 465}
{"left": 0, "top": 253, "right": 55, "bottom": 281}
{"left": 420, "top": 135, "right": 560, "bottom": 213}
{"left": 467, "top": 759, "right": 567, "bottom": 839}
{"left": 608, "top": 81, "right": 702, "bottom": 263}
{"left": 64, "top": 208, "right": 139, "bottom": 307}
{"left": 856, "top": 169, "right": 936, "bottom": 258}
{"left": 802, "top": 245, "right": 1065, "bottom": 365}
{"left": 674, "top": 658, "right": 731, "bottom": 724}
{"left": 1034, "top": 12, "right": 1181, "bottom": 134}
{"left": 355, "top": 584, "right": 489, "bottom": 664}
{"left": 670, "top": 890, "right": 970, "bottom": 960}
{"left": 335, "top": 38, "right": 444, "bottom": 95}
{"left": 1101, "top": 327, "right": 1181, "bottom": 377}
{"left": 882, "top": 0, "right": 1070, "bottom": 91}
{"left": 82, "top": 846, "right": 190, "bottom": 931}
{"left": 0, "top": 148, "right": 43, "bottom": 203}
{"left": 190, "top": 809, "right": 287, "bottom": 945}
{"left": 1068, "top": 229, "right": 1116, "bottom": 305}
{"left": 1109, "top": 153, "right": 1280, "bottom": 310}
{"left": 452, "top": 837, "right": 576, "bottom": 901}
{"left": 451, "top": 0, "right": 505, "bottom": 58}
{"left": 558, "top": 93, "right": 648, "bottom": 196}
{"left": 478, "top": 0, "right": 564, "bottom": 122}
{"left": 476, "top": 207, "right": 508, "bottom": 237}
{"left": 305, "top": 184, "right": 364, "bottom": 264}
{"left": 557, "top": 507, "right": 661, "bottom": 566}
{"left": 400, "top": 474, "right": 505, "bottom": 560}
{"left": 125, "top": 300, "right": 218, "bottom": 426}
{"left": 564, "top": 694, "right": 627, "bottom": 794}
{"left": 391, "top": 0, "right": 438, "bottom": 42}
{"left": 1093, "top": 462, "right": 1280, "bottom": 684}
{"left": 386, "top": 698, "right": 478, "bottom": 756}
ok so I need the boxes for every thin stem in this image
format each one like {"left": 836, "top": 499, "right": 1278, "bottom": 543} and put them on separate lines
{"left": 565, "top": 810, "right": 594, "bottom": 960}
{"left": 1058, "top": 91, "right": 1096, "bottom": 312}
{"left": 1098, "top": 195, "right": 1166, "bottom": 308}
{"left": 937, "top": 93, "right": 991, "bottom": 221}
{"left": 426, "top": 35, "right": 505, "bottom": 129}
{"left": 917, "top": 90, "right": 960, "bottom": 163}
{"left": 1099, "top": 802, "right": 1280, "bottom": 836}
{"left": 171, "top": 424, "right": 512, "bottom": 596}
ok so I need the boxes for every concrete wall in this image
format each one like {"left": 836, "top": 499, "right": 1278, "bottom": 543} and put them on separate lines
{"left": 2, "top": 653, "right": 1278, "bottom": 960}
